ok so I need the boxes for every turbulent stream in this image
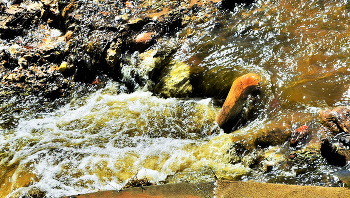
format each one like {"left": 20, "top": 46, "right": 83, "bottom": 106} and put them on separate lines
{"left": 2, "top": 0, "right": 350, "bottom": 197}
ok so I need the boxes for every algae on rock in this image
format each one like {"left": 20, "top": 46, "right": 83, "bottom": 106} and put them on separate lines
{"left": 154, "top": 59, "right": 192, "bottom": 98}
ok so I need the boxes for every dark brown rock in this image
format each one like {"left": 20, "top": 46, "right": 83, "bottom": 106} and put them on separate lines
{"left": 255, "top": 128, "right": 291, "bottom": 148}
{"left": 220, "top": 0, "right": 255, "bottom": 9}
{"left": 0, "top": 3, "right": 42, "bottom": 39}
{"left": 320, "top": 138, "right": 349, "bottom": 166}
{"left": 320, "top": 106, "right": 350, "bottom": 134}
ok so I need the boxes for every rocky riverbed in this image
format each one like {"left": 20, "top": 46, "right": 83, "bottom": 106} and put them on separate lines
{"left": 0, "top": 0, "right": 238, "bottom": 100}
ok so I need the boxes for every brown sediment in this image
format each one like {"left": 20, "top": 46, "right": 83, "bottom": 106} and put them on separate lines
{"left": 216, "top": 180, "right": 350, "bottom": 198}
{"left": 216, "top": 73, "right": 261, "bottom": 132}
{"left": 68, "top": 180, "right": 350, "bottom": 198}
{"left": 66, "top": 182, "right": 214, "bottom": 198}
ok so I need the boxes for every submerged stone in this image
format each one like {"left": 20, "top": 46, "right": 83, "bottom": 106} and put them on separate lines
{"left": 261, "top": 146, "right": 286, "bottom": 172}
{"left": 255, "top": 127, "right": 291, "bottom": 148}
{"left": 216, "top": 73, "right": 261, "bottom": 132}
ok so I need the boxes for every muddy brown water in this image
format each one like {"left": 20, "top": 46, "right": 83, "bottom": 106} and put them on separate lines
{"left": 2, "top": 0, "right": 350, "bottom": 197}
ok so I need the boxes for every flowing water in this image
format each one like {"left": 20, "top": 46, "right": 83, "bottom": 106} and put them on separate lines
{"left": 2, "top": 0, "right": 350, "bottom": 197}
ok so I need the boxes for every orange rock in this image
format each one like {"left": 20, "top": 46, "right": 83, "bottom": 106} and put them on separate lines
{"left": 135, "top": 32, "right": 156, "bottom": 45}
{"left": 134, "top": 32, "right": 156, "bottom": 52}
{"left": 290, "top": 125, "right": 309, "bottom": 147}
{"left": 92, "top": 78, "right": 99, "bottom": 85}
{"left": 216, "top": 73, "right": 261, "bottom": 132}
{"left": 125, "top": 0, "right": 133, "bottom": 8}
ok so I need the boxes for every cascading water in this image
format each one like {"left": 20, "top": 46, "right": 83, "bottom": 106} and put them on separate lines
{"left": 2, "top": 0, "right": 350, "bottom": 197}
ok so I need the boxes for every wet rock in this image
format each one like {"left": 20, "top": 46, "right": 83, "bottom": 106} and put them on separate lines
{"left": 41, "top": 0, "right": 63, "bottom": 28}
{"left": 0, "top": 0, "right": 227, "bottom": 100}
{"left": 153, "top": 60, "right": 192, "bottom": 98}
{"left": 0, "top": 3, "right": 4, "bottom": 12}
{"left": 255, "top": 128, "right": 291, "bottom": 148}
{"left": 61, "top": 1, "right": 75, "bottom": 19}
{"left": 106, "top": 40, "right": 122, "bottom": 68}
{"left": 133, "top": 32, "right": 157, "bottom": 52}
{"left": 320, "top": 106, "right": 350, "bottom": 134}
{"left": 290, "top": 125, "right": 310, "bottom": 147}
{"left": 128, "top": 17, "right": 151, "bottom": 30}
{"left": 340, "top": 135, "right": 350, "bottom": 147}
{"left": 3, "top": 72, "right": 25, "bottom": 82}
{"left": 124, "top": 177, "right": 154, "bottom": 189}
{"left": 59, "top": 61, "right": 67, "bottom": 73}
{"left": 58, "top": 61, "right": 75, "bottom": 76}
{"left": 120, "top": 47, "right": 175, "bottom": 91}
{"left": 241, "top": 151, "right": 264, "bottom": 169}
{"left": 1, "top": 8, "right": 34, "bottom": 39}
{"left": 227, "top": 116, "right": 294, "bottom": 154}
{"left": 68, "top": 29, "right": 118, "bottom": 81}
{"left": 260, "top": 146, "right": 285, "bottom": 173}
{"left": 220, "top": 0, "right": 255, "bottom": 9}
{"left": 216, "top": 73, "right": 261, "bottom": 132}
{"left": 27, "top": 2, "right": 43, "bottom": 13}
{"left": 320, "top": 138, "right": 348, "bottom": 166}
{"left": 0, "top": 50, "right": 17, "bottom": 69}
{"left": 288, "top": 148, "right": 323, "bottom": 175}
{"left": 17, "top": 57, "right": 28, "bottom": 68}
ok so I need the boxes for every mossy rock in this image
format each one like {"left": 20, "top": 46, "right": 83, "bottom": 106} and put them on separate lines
{"left": 153, "top": 59, "right": 192, "bottom": 98}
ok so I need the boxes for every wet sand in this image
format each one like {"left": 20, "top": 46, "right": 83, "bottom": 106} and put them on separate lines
{"left": 216, "top": 180, "right": 350, "bottom": 198}
{"left": 68, "top": 180, "right": 350, "bottom": 198}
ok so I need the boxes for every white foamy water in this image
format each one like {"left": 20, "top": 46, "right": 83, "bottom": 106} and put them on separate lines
{"left": 2, "top": 83, "right": 225, "bottom": 197}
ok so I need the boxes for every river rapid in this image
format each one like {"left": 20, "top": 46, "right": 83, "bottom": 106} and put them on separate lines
{"left": 2, "top": 0, "right": 350, "bottom": 197}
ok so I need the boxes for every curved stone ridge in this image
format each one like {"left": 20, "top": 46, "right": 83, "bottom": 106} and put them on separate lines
{"left": 216, "top": 73, "right": 261, "bottom": 132}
